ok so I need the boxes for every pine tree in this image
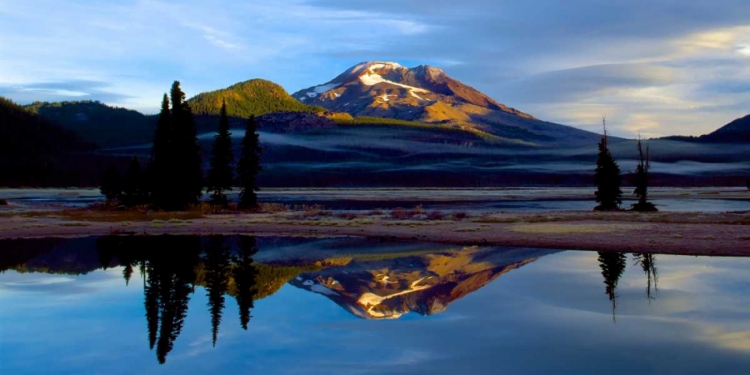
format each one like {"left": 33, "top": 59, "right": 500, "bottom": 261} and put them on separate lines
{"left": 206, "top": 100, "right": 234, "bottom": 206}
{"left": 150, "top": 94, "right": 171, "bottom": 208}
{"left": 100, "top": 165, "right": 122, "bottom": 202}
{"left": 122, "top": 156, "right": 146, "bottom": 206}
{"left": 594, "top": 117, "right": 622, "bottom": 211}
{"left": 237, "top": 115, "right": 262, "bottom": 210}
{"left": 631, "top": 136, "right": 657, "bottom": 212}
{"left": 170, "top": 81, "right": 203, "bottom": 210}
{"left": 150, "top": 82, "right": 204, "bottom": 211}
{"left": 598, "top": 251, "right": 626, "bottom": 322}
{"left": 234, "top": 236, "right": 259, "bottom": 330}
{"left": 204, "top": 236, "right": 231, "bottom": 347}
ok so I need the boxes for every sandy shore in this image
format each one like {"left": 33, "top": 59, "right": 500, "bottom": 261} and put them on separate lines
{"left": 1, "top": 209, "right": 749, "bottom": 256}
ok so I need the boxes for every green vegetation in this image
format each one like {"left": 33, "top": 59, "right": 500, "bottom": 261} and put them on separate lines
{"left": 188, "top": 79, "right": 324, "bottom": 118}
{"left": 594, "top": 117, "right": 623, "bottom": 211}
{"left": 334, "top": 116, "right": 537, "bottom": 145}
{"left": 206, "top": 101, "right": 234, "bottom": 205}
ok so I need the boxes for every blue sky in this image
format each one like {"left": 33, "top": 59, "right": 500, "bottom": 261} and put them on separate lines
{"left": 1, "top": 0, "right": 750, "bottom": 137}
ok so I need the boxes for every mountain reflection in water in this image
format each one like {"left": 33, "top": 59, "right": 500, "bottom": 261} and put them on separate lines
{"left": 0, "top": 236, "right": 556, "bottom": 364}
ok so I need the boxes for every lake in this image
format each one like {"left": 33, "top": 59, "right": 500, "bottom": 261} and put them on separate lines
{"left": 2, "top": 236, "right": 750, "bottom": 374}
{"left": 2, "top": 187, "right": 750, "bottom": 213}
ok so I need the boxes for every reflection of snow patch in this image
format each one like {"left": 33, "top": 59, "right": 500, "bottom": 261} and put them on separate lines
{"left": 303, "top": 280, "right": 314, "bottom": 286}
{"left": 357, "top": 277, "right": 432, "bottom": 318}
{"left": 295, "top": 276, "right": 302, "bottom": 281}
{"left": 380, "top": 93, "right": 395, "bottom": 102}
{"left": 310, "top": 284, "right": 339, "bottom": 296}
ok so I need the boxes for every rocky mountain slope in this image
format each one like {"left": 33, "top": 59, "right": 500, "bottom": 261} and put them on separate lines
{"left": 293, "top": 62, "right": 600, "bottom": 146}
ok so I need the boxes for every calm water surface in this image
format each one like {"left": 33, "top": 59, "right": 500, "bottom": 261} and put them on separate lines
{"left": 1, "top": 236, "right": 750, "bottom": 374}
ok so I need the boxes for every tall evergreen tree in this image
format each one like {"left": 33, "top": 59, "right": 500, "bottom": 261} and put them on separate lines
{"left": 150, "top": 82, "right": 203, "bottom": 210}
{"left": 169, "top": 81, "right": 203, "bottom": 210}
{"left": 237, "top": 115, "right": 262, "bottom": 210}
{"left": 632, "top": 253, "right": 658, "bottom": 301}
{"left": 631, "top": 136, "right": 657, "bottom": 212}
{"left": 594, "top": 117, "right": 622, "bottom": 211}
{"left": 206, "top": 100, "right": 234, "bottom": 205}
{"left": 234, "top": 236, "right": 259, "bottom": 330}
{"left": 598, "top": 251, "right": 627, "bottom": 322}
{"left": 100, "top": 165, "right": 122, "bottom": 202}
{"left": 122, "top": 156, "right": 146, "bottom": 206}
{"left": 150, "top": 94, "right": 171, "bottom": 208}
{"left": 204, "top": 236, "right": 231, "bottom": 347}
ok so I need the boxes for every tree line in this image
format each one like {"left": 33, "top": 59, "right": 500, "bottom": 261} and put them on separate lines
{"left": 97, "top": 235, "right": 260, "bottom": 364}
{"left": 100, "top": 81, "right": 263, "bottom": 210}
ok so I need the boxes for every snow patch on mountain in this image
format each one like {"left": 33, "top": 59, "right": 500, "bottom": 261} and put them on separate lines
{"left": 359, "top": 63, "right": 430, "bottom": 102}
{"left": 313, "top": 83, "right": 338, "bottom": 94}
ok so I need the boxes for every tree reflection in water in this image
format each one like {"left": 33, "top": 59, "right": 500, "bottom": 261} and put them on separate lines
{"left": 95, "top": 235, "right": 259, "bottom": 364}
{"left": 597, "top": 251, "right": 627, "bottom": 322}
{"left": 632, "top": 253, "right": 658, "bottom": 301}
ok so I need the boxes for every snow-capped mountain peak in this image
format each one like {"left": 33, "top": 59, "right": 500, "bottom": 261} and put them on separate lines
{"left": 292, "top": 61, "right": 535, "bottom": 122}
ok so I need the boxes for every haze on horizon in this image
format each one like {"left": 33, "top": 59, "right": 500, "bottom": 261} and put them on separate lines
{"left": 1, "top": 0, "right": 750, "bottom": 138}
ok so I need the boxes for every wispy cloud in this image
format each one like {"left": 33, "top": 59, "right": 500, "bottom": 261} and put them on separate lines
{"left": 1, "top": 0, "right": 749, "bottom": 135}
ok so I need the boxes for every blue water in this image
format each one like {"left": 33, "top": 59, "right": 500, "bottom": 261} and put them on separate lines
{"left": 1, "top": 236, "right": 750, "bottom": 374}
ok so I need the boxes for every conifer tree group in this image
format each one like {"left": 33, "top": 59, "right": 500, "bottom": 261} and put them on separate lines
{"left": 100, "top": 81, "right": 263, "bottom": 211}
{"left": 594, "top": 117, "right": 622, "bottom": 211}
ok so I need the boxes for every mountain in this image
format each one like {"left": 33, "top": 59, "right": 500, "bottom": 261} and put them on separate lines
{"left": 1, "top": 96, "right": 99, "bottom": 186}
{"left": 189, "top": 79, "right": 325, "bottom": 118}
{"left": 660, "top": 114, "right": 750, "bottom": 144}
{"left": 290, "top": 247, "right": 555, "bottom": 319}
{"left": 293, "top": 62, "right": 600, "bottom": 146}
{"left": 702, "top": 114, "right": 750, "bottom": 143}
{"left": 25, "top": 100, "right": 155, "bottom": 148}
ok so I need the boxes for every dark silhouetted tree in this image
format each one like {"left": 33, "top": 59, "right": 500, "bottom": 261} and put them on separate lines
{"left": 632, "top": 253, "right": 658, "bottom": 301}
{"left": 237, "top": 115, "right": 262, "bottom": 210}
{"left": 153, "top": 237, "right": 201, "bottom": 364}
{"left": 204, "top": 236, "right": 231, "bottom": 347}
{"left": 206, "top": 101, "right": 234, "bottom": 206}
{"left": 100, "top": 165, "right": 122, "bottom": 202}
{"left": 150, "top": 94, "right": 171, "bottom": 208}
{"left": 149, "top": 83, "right": 203, "bottom": 211}
{"left": 631, "top": 136, "right": 657, "bottom": 212}
{"left": 234, "top": 236, "right": 259, "bottom": 330}
{"left": 169, "top": 81, "right": 203, "bottom": 210}
{"left": 122, "top": 156, "right": 147, "bottom": 206}
{"left": 598, "top": 251, "right": 627, "bottom": 322}
{"left": 594, "top": 117, "right": 622, "bottom": 211}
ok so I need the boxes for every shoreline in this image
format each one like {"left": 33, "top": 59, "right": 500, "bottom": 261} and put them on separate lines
{"left": 2, "top": 210, "right": 749, "bottom": 257}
